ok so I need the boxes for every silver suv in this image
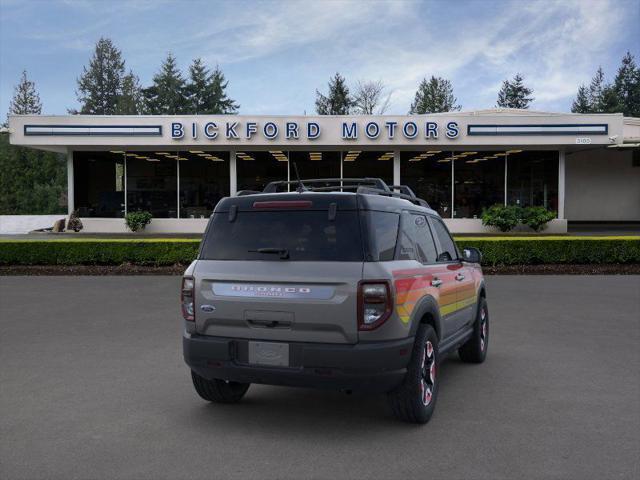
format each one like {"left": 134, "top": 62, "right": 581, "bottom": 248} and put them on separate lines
{"left": 182, "top": 178, "right": 488, "bottom": 423}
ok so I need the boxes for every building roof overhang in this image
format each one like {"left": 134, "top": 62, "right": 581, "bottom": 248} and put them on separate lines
{"left": 6, "top": 110, "right": 631, "bottom": 153}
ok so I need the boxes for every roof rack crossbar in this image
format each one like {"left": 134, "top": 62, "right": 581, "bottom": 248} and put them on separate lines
{"left": 355, "top": 187, "right": 431, "bottom": 208}
{"left": 256, "top": 177, "right": 431, "bottom": 208}
{"left": 263, "top": 177, "right": 390, "bottom": 193}
{"left": 390, "top": 185, "right": 417, "bottom": 198}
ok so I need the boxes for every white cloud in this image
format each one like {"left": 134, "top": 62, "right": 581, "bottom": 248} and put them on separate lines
{"left": 1, "top": 0, "right": 636, "bottom": 114}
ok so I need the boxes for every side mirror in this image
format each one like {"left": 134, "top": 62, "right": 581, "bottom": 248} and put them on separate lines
{"left": 462, "top": 247, "right": 482, "bottom": 264}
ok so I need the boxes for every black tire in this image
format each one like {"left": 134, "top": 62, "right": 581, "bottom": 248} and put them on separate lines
{"left": 458, "top": 297, "right": 489, "bottom": 363}
{"left": 191, "top": 371, "right": 250, "bottom": 403}
{"left": 387, "top": 324, "right": 439, "bottom": 424}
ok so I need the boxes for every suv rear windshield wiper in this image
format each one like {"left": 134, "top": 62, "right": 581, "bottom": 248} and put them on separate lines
{"left": 248, "top": 247, "right": 290, "bottom": 259}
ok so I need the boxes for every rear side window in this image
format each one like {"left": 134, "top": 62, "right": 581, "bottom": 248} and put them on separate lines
{"left": 430, "top": 218, "right": 458, "bottom": 262}
{"left": 396, "top": 229, "right": 416, "bottom": 261}
{"left": 396, "top": 212, "right": 438, "bottom": 263}
{"left": 364, "top": 211, "right": 399, "bottom": 261}
{"left": 200, "top": 210, "right": 364, "bottom": 261}
{"left": 409, "top": 214, "right": 438, "bottom": 263}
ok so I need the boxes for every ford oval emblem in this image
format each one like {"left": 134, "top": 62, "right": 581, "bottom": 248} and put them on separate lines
{"left": 200, "top": 305, "right": 215, "bottom": 312}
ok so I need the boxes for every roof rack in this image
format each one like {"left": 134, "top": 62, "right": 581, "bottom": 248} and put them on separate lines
{"left": 236, "top": 190, "right": 262, "bottom": 196}
{"left": 263, "top": 178, "right": 390, "bottom": 193}
{"left": 256, "top": 177, "right": 431, "bottom": 209}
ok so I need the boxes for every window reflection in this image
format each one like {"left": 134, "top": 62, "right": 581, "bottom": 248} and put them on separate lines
{"left": 453, "top": 151, "right": 505, "bottom": 218}
{"left": 178, "top": 151, "right": 229, "bottom": 218}
{"left": 73, "top": 151, "right": 125, "bottom": 218}
{"left": 507, "top": 150, "right": 558, "bottom": 213}
{"left": 126, "top": 152, "right": 177, "bottom": 218}
{"left": 236, "top": 151, "right": 288, "bottom": 192}
{"left": 401, "top": 151, "right": 452, "bottom": 217}
{"left": 289, "top": 151, "right": 341, "bottom": 182}
{"left": 342, "top": 150, "right": 394, "bottom": 187}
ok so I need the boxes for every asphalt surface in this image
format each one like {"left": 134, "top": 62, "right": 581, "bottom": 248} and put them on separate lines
{"left": 1, "top": 276, "right": 638, "bottom": 480}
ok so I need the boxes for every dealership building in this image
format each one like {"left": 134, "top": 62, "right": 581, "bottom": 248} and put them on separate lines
{"left": 7, "top": 109, "right": 640, "bottom": 233}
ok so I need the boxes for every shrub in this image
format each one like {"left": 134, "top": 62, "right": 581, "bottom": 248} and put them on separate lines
{"left": 521, "top": 206, "right": 556, "bottom": 232}
{"left": 125, "top": 211, "right": 153, "bottom": 232}
{"left": 457, "top": 237, "right": 640, "bottom": 266}
{"left": 67, "top": 210, "right": 83, "bottom": 232}
{"left": 481, "top": 205, "right": 520, "bottom": 232}
{"left": 0, "top": 239, "right": 201, "bottom": 266}
{"left": 0, "top": 237, "right": 638, "bottom": 267}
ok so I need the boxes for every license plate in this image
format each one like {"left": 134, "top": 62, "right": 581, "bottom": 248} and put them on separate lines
{"left": 248, "top": 341, "right": 290, "bottom": 367}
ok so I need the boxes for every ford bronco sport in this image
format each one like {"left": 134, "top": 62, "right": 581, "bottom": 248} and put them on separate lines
{"left": 182, "top": 178, "right": 488, "bottom": 423}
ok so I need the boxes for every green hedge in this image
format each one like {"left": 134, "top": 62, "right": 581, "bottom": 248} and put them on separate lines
{"left": 0, "top": 239, "right": 201, "bottom": 266}
{"left": 0, "top": 237, "right": 639, "bottom": 266}
{"left": 457, "top": 237, "right": 640, "bottom": 266}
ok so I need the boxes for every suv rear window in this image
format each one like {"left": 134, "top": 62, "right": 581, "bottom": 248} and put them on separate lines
{"left": 200, "top": 211, "right": 364, "bottom": 261}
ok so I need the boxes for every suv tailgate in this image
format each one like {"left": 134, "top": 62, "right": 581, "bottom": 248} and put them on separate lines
{"left": 194, "top": 260, "right": 362, "bottom": 344}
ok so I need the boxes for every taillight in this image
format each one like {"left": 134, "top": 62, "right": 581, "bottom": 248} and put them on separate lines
{"left": 358, "top": 280, "right": 393, "bottom": 331}
{"left": 181, "top": 276, "right": 195, "bottom": 321}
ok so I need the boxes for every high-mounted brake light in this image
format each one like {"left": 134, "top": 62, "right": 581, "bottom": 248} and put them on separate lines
{"left": 252, "top": 200, "right": 313, "bottom": 209}
{"left": 358, "top": 280, "right": 393, "bottom": 331}
{"left": 181, "top": 276, "right": 195, "bottom": 321}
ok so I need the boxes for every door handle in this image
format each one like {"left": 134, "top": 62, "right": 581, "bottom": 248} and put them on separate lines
{"left": 431, "top": 278, "right": 443, "bottom": 287}
{"left": 455, "top": 273, "right": 465, "bottom": 281}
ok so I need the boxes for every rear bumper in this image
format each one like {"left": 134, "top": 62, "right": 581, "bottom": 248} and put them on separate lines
{"left": 183, "top": 333, "right": 414, "bottom": 393}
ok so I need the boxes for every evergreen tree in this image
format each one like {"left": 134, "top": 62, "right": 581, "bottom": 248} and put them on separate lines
{"left": 600, "top": 84, "right": 623, "bottom": 113}
{"left": 8, "top": 70, "right": 42, "bottom": 116}
{"left": 185, "top": 59, "right": 239, "bottom": 114}
{"left": 571, "top": 85, "right": 591, "bottom": 113}
{"left": 409, "top": 76, "right": 460, "bottom": 114}
{"left": 496, "top": 73, "right": 534, "bottom": 109}
{"left": 116, "top": 71, "right": 144, "bottom": 115}
{"left": 0, "top": 135, "right": 66, "bottom": 215}
{"left": 186, "top": 58, "right": 209, "bottom": 114}
{"left": 207, "top": 65, "right": 239, "bottom": 114}
{"left": 315, "top": 73, "right": 353, "bottom": 115}
{"left": 613, "top": 51, "right": 640, "bottom": 117}
{"left": 587, "top": 67, "right": 607, "bottom": 112}
{"left": 75, "top": 37, "right": 126, "bottom": 114}
{"left": 143, "top": 53, "right": 188, "bottom": 114}
{"left": 1, "top": 73, "right": 66, "bottom": 214}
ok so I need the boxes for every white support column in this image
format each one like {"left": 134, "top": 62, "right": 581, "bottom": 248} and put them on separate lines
{"left": 450, "top": 153, "right": 455, "bottom": 218}
{"left": 176, "top": 159, "right": 180, "bottom": 219}
{"left": 66, "top": 149, "right": 74, "bottom": 216}
{"left": 393, "top": 150, "right": 400, "bottom": 187}
{"left": 287, "top": 151, "right": 290, "bottom": 192}
{"left": 124, "top": 155, "right": 127, "bottom": 216}
{"left": 558, "top": 149, "right": 566, "bottom": 219}
{"left": 504, "top": 154, "right": 508, "bottom": 206}
{"left": 230, "top": 150, "right": 237, "bottom": 196}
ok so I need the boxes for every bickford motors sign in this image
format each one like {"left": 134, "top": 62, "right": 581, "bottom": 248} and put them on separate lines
{"left": 171, "top": 119, "right": 461, "bottom": 141}
{"left": 11, "top": 114, "right": 617, "bottom": 148}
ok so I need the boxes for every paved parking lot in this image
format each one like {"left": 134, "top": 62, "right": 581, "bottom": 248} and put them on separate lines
{"left": 1, "top": 275, "right": 638, "bottom": 480}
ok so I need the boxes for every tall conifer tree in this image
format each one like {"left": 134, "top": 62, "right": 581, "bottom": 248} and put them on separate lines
{"left": 571, "top": 85, "right": 591, "bottom": 113}
{"left": 496, "top": 74, "right": 534, "bottom": 109}
{"left": 75, "top": 38, "right": 126, "bottom": 114}
{"left": 116, "top": 71, "right": 144, "bottom": 115}
{"left": 409, "top": 76, "right": 460, "bottom": 114}
{"left": 185, "top": 59, "right": 239, "bottom": 114}
{"left": 1, "top": 72, "right": 65, "bottom": 215}
{"left": 613, "top": 52, "right": 640, "bottom": 117}
{"left": 8, "top": 70, "right": 42, "bottom": 116}
{"left": 315, "top": 73, "right": 353, "bottom": 115}
{"left": 143, "top": 53, "right": 188, "bottom": 114}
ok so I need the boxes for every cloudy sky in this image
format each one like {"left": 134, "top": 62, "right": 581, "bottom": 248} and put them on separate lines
{"left": 1, "top": 0, "right": 638, "bottom": 116}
